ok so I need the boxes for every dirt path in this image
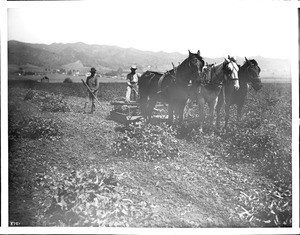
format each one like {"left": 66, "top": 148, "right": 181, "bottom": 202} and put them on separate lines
{"left": 8, "top": 86, "right": 280, "bottom": 227}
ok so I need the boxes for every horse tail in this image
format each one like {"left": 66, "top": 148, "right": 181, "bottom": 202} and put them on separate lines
{"left": 138, "top": 71, "right": 162, "bottom": 118}
{"left": 138, "top": 71, "right": 151, "bottom": 117}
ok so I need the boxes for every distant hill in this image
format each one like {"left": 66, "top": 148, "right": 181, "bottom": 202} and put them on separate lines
{"left": 61, "top": 60, "right": 85, "bottom": 71}
{"left": 8, "top": 40, "right": 291, "bottom": 79}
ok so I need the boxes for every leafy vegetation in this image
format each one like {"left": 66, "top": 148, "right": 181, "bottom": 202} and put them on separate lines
{"left": 10, "top": 80, "right": 126, "bottom": 101}
{"left": 113, "top": 123, "right": 180, "bottom": 162}
{"left": 25, "top": 89, "right": 71, "bottom": 112}
{"left": 8, "top": 81, "right": 292, "bottom": 227}
{"left": 9, "top": 115, "right": 61, "bottom": 140}
{"left": 235, "top": 185, "right": 292, "bottom": 227}
{"left": 182, "top": 84, "right": 292, "bottom": 226}
{"left": 34, "top": 166, "right": 156, "bottom": 227}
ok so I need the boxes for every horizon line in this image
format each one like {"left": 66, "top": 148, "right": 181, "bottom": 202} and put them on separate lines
{"left": 8, "top": 39, "right": 291, "bottom": 61}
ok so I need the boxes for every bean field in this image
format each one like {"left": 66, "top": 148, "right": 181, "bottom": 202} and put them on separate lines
{"left": 8, "top": 78, "right": 292, "bottom": 227}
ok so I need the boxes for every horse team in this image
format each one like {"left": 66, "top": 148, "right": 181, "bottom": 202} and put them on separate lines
{"left": 138, "top": 50, "right": 262, "bottom": 131}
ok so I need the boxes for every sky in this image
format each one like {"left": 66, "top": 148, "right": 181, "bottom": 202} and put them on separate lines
{"left": 7, "top": 0, "right": 295, "bottom": 59}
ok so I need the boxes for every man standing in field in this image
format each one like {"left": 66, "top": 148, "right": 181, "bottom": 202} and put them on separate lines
{"left": 84, "top": 67, "right": 99, "bottom": 113}
{"left": 126, "top": 65, "right": 140, "bottom": 102}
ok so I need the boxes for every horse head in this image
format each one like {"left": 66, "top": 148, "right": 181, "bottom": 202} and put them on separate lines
{"left": 196, "top": 62, "right": 214, "bottom": 85}
{"left": 243, "top": 57, "right": 262, "bottom": 91}
{"left": 224, "top": 56, "right": 239, "bottom": 90}
{"left": 190, "top": 49, "right": 205, "bottom": 70}
{"left": 176, "top": 50, "right": 205, "bottom": 84}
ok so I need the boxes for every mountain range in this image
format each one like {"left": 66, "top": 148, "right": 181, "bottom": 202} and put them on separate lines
{"left": 8, "top": 40, "right": 291, "bottom": 78}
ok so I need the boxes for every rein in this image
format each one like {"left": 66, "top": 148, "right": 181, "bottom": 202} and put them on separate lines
{"left": 157, "top": 52, "right": 205, "bottom": 95}
{"left": 162, "top": 69, "right": 176, "bottom": 84}
{"left": 212, "top": 62, "right": 226, "bottom": 85}
{"left": 202, "top": 62, "right": 226, "bottom": 87}
{"left": 166, "top": 69, "right": 176, "bottom": 80}
{"left": 199, "top": 60, "right": 239, "bottom": 87}
{"left": 157, "top": 56, "right": 200, "bottom": 93}
{"left": 157, "top": 69, "right": 176, "bottom": 94}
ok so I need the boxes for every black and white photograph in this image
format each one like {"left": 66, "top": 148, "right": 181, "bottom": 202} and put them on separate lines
{"left": 3, "top": 0, "right": 297, "bottom": 232}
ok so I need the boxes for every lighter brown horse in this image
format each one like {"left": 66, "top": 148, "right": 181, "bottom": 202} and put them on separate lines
{"left": 216, "top": 57, "right": 262, "bottom": 128}
{"left": 195, "top": 56, "right": 239, "bottom": 132}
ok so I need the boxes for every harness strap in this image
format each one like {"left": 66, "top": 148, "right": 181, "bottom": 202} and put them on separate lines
{"left": 158, "top": 55, "right": 203, "bottom": 93}
{"left": 211, "top": 62, "right": 226, "bottom": 85}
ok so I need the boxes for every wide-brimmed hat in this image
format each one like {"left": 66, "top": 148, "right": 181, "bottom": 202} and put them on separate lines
{"left": 130, "top": 65, "right": 137, "bottom": 70}
{"left": 90, "top": 67, "right": 96, "bottom": 72}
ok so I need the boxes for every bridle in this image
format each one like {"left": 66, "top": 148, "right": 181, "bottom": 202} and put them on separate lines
{"left": 165, "top": 69, "right": 177, "bottom": 81}
{"left": 187, "top": 56, "right": 204, "bottom": 80}
{"left": 226, "top": 60, "right": 239, "bottom": 81}
{"left": 207, "top": 63, "right": 227, "bottom": 86}
{"left": 158, "top": 55, "right": 204, "bottom": 92}
{"left": 168, "top": 55, "right": 204, "bottom": 86}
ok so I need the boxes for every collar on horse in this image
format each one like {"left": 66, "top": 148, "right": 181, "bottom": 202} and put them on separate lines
{"left": 157, "top": 53, "right": 203, "bottom": 93}
{"left": 202, "top": 61, "right": 228, "bottom": 87}
{"left": 199, "top": 59, "right": 238, "bottom": 87}
{"left": 157, "top": 68, "right": 176, "bottom": 94}
{"left": 207, "top": 62, "right": 227, "bottom": 86}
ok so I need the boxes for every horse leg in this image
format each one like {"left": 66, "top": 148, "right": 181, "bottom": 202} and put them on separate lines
{"left": 208, "top": 98, "right": 218, "bottom": 130}
{"left": 178, "top": 103, "right": 185, "bottom": 124}
{"left": 224, "top": 84, "right": 234, "bottom": 130}
{"left": 216, "top": 90, "right": 224, "bottom": 129}
{"left": 237, "top": 104, "right": 243, "bottom": 122}
{"left": 168, "top": 104, "right": 174, "bottom": 124}
{"left": 139, "top": 96, "right": 147, "bottom": 119}
{"left": 224, "top": 103, "right": 231, "bottom": 130}
{"left": 174, "top": 106, "right": 179, "bottom": 120}
{"left": 198, "top": 97, "right": 205, "bottom": 133}
{"left": 147, "top": 96, "right": 157, "bottom": 122}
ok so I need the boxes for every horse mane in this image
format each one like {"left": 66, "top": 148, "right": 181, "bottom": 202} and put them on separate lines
{"left": 244, "top": 59, "right": 258, "bottom": 66}
{"left": 177, "top": 56, "right": 189, "bottom": 69}
{"left": 238, "top": 59, "right": 261, "bottom": 85}
{"left": 212, "top": 61, "right": 225, "bottom": 73}
{"left": 240, "top": 59, "right": 259, "bottom": 71}
{"left": 177, "top": 52, "right": 204, "bottom": 70}
{"left": 175, "top": 52, "right": 204, "bottom": 82}
{"left": 249, "top": 59, "right": 258, "bottom": 66}
{"left": 193, "top": 52, "right": 204, "bottom": 64}
{"left": 203, "top": 60, "right": 235, "bottom": 85}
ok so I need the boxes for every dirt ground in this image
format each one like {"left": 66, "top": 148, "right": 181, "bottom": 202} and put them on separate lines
{"left": 8, "top": 84, "right": 288, "bottom": 227}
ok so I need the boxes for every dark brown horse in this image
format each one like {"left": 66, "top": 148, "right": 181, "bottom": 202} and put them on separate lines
{"left": 194, "top": 56, "right": 240, "bottom": 132}
{"left": 216, "top": 57, "right": 262, "bottom": 128}
{"left": 138, "top": 50, "right": 205, "bottom": 124}
{"left": 138, "top": 70, "right": 164, "bottom": 119}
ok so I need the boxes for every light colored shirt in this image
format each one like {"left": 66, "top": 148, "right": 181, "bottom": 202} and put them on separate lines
{"left": 127, "top": 73, "right": 140, "bottom": 83}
